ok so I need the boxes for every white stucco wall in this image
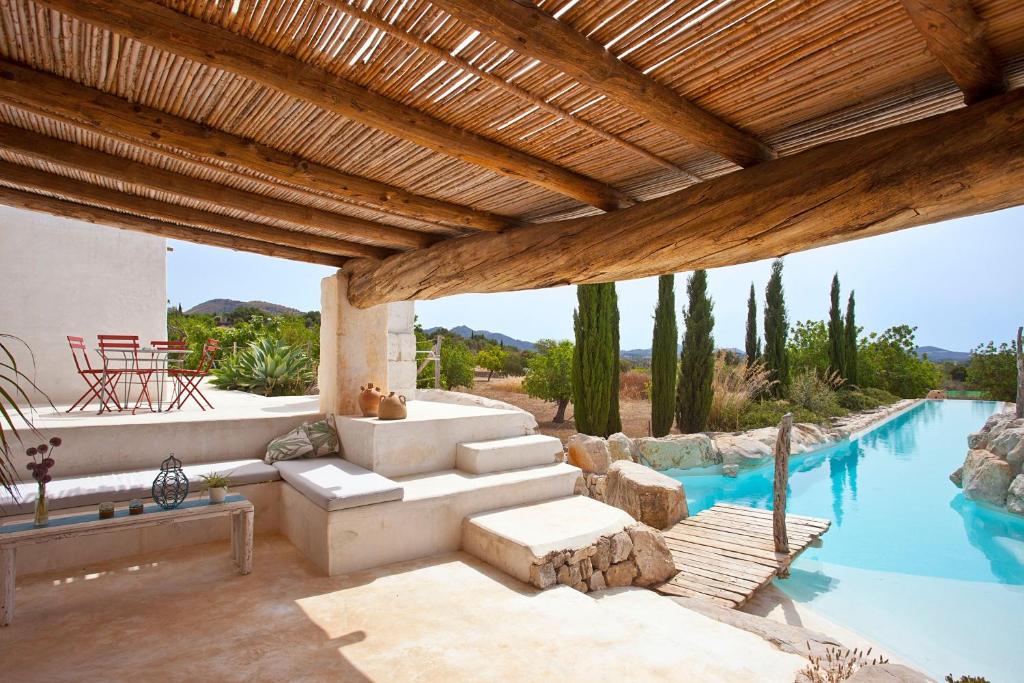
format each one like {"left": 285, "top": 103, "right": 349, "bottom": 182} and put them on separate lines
{"left": 0, "top": 206, "right": 167, "bottom": 404}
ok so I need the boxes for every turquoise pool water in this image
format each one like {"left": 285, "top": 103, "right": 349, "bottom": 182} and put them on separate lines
{"left": 667, "top": 400, "right": 1022, "bottom": 682}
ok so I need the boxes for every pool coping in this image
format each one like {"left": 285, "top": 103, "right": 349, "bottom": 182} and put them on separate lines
{"left": 842, "top": 398, "right": 926, "bottom": 443}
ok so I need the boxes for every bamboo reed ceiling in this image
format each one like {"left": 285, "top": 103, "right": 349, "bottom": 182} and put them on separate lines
{"left": 0, "top": 0, "right": 1022, "bottom": 263}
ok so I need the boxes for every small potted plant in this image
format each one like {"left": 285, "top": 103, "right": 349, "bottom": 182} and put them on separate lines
{"left": 199, "top": 472, "right": 231, "bottom": 503}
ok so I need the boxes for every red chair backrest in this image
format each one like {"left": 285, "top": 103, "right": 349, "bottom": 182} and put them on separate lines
{"left": 66, "top": 335, "right": 93, "bottom": 373}
{"left": 97, "top": 334, "right": 141, "bottom": 368}
{"left": 150, "top": 340, "right": 188, "bottom": 350}
{"left": 199, "top": 339, "right": 220, "bottom": 373}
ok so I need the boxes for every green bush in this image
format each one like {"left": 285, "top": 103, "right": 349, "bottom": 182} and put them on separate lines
{"left": 837, "top": 387, "right": 898, "bottom": 411}
{"left": 210, "top": 338, "right": 314, "bottom": 396}
{"left": 733, "top": 400, "right": 823, "bottom": 431}
{"left": 439, "top": 340, "right": 475, "bottom": 390}
{"left": 789, "top": 369, "right": 845, "bottom": 416}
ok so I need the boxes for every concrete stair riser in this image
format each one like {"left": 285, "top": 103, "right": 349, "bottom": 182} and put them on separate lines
{"left": 456, "top": 434, "right": 563, "bottom": 474}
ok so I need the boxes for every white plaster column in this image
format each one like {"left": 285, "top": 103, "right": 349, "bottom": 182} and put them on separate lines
{"left": 387, "top": 301, "right": 417, "bottom": 399}
{"left": 319, "top": 271, "right": 389, "bottom": 415}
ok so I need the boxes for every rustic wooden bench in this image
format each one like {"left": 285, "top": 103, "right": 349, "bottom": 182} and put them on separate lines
{"left": 0, "top": 494, "right": 253, "bottom": 626}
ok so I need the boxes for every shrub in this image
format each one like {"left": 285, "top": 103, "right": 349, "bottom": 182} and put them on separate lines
{"left": 733, "top": 400, "right": 821, "bottom": 431}
{"left": 858, "top": 325, "right": 941, "bottom": 398}
{"left": 836, "top": 387, "right": 898, "bottom": 411}
{"left": 861, "top": 387, "right": 898, "bottom": 403}
{"left": 210, "top": 338, "right": 313, "bottom": 396}
{"left": 789, "top": 369, "right": 845, "bottom": 416}
{"left": 523, "top": 340, "right": 574, "bottom": 422}
{"left": 967, "top": 340, "right": 1018, "bottom": 401}
{"left": 707, "top": 358, "right": 776, "bottom": 432}
{"left": 440, "top": 339, "right": 475, "bottom": 390}
{"left": 619, "top": 369, "right": 650, "bottom": 400}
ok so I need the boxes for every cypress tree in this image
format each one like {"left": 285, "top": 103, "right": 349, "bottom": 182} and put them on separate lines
{"left": 845, "top": 291, "right": 858, "bottom": 386}
{"left": 745, "top": 282, "right": 761, "bottom": 366}
{"left": 763, "top": 259, "right": 790, "bottom": 397}
{"left": 607, "top": 284, "right": 622, "bottom": 435}
{"left": 571, "top": 283, "right": 616, "bottom": 436}
{"left": 676, "top": 270, "right": 715, "bottom": 433}
{"left": 827, "top": 273, "right": 846, "bottom": 379}
{"left": 651, "top": 274, "right": 677, "bottom": 437}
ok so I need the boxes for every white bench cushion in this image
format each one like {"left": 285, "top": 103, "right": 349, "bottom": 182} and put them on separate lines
{"left": 0, "top": 459, "right": 280, "bottom": 516}
{"left": 273, "top": 457, "right": 403, "bottom": 511}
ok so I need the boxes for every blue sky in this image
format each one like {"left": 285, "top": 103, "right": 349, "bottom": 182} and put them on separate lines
{"left": 167, "top": 206, "right": 1023, "bottom": 352}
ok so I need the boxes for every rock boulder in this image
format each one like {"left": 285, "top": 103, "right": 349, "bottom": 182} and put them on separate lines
{"left": 712, "top": 433, "right": 772, "bottom": 467}
{"left": 607, "top": 432, "right": 637, "bottom": 463}
{"left": 604, "top": 460, "right": 688, "bottom": 529}
{"left": 635, "top": 434, "right": 719, "bottom": 470}
{"left": 990, "top": 428, "right": 1024, "bottom": 460}
{"left": 628, "top": 524, "right": 677, "bottom": 587}
{"left": 961, "top": 449, "right": 1012, "bottom": 506}
{"left": 1007, "top": 475, "right": 1024, "bottom": 515}
{"left": 567, "top": 433, "right": 611, "bottom": 474}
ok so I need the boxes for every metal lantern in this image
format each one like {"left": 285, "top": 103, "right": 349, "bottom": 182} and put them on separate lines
{"left": 152, "top": 454, "right": 189, "bottom": 509}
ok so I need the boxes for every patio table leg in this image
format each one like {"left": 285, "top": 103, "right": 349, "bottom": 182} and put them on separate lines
{"left": 1, "top": 546, "right": 15, "bottom": 626}
{"left": 239, "top": 509, "right": 253, "bottom": 575}
{"left": 231, "top": 512, "right": 240, "bottom": 567}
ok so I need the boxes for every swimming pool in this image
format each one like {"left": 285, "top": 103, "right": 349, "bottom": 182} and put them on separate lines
{"left": 667, "top": 400, "right": 1022, "bottom": 682}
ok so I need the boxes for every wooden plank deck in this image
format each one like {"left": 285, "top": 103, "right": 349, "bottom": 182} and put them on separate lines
{"left": 653, "top": 503, "right": 831, "bottom": 608}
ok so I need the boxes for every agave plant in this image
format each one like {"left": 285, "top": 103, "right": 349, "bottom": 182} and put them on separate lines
{"left": 210, "top": 338, "right": 313, "bottom": 397}
{"left": 0, "top": 334, "right": 53, "bottom": 496}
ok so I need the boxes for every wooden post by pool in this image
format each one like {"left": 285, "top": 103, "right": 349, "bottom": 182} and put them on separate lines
{"left": 1016, "top": 326, "right": 1023, "bottom": 419}
{"left": 773, "top": 413, "right": 793, "bottom": 563}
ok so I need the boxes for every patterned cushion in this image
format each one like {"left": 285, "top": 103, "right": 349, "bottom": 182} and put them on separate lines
{"left": 265, "top": 414, "right": 339, "bottom": 464}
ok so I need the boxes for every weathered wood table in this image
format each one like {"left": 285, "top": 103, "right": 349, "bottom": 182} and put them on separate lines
{"left": 0, "top": 494, "right": 253, "bottom": 626}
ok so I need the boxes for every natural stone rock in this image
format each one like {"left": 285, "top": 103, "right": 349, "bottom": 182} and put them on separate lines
{"left": 607, "top": 432, "right": 637, "bottom": 463}
{"left": 713, "top": 433, "right": 772, "bottom": 467}
{"left": 990, "top": 428, "right": 1024, "bottom": 459}
{"left": 962, "top": 450, "right": 1012, "bottom": 506}
{"left": 846, "top": 663, "right": 932, "bottom": 682}
{"left": 572, "top": 581, "right": 588, "bottom": 593}
{"left": 588, "top": 570, "right": 607, "bottom": 592}
{"left": 1007, "top": 474, "right": 1024, "bottom": 515}
{"left": 567, "top": 433, "right": 612, "bottom": 474}
{"left": 1008, "top": 442, "right": 1024, "bottom": 474}
{"left": 579, "top": 557, "right": 593, "bottom": 580}
{"left": 557, "top": 563, "right": 582, "bottom": 587}
{"left": 592, "top": 474, "right": 607, "bottom": 499}
{"left": 609, "top": 531, "right": 633, "bottom": 564}
{"left": 592, "top": 538, "right": 611, "bottom": 572}
{"left": 949, "top": 466, "right": 963, "bottom": 488}
{"left": 605, "top": 561, "right": 637, "bottom": 587}
{"left": 573, "top": 475, "right": 588, "bottom": 496}
{"left": 635, "top": 434, "right": 719, "bottom": 470}
{"left": 723, "top": 464, "right": 739, "bottom": 478}
{"left": 604, "top": 460, "right": 688, "bottom": 529}
{"left": 529, "top": 562, "right": 556, "bottom": 589}
{"left": 550, "top": 552, "right": 567, "bottom": 569}
{"left": 569, "top": 546, "right": 594, "bottom": 564}
{"left": 628, "top": 524, "right": 677, "bottom": 587}
{"left": 967, "top": 431, "right": 989, "bottom": 450}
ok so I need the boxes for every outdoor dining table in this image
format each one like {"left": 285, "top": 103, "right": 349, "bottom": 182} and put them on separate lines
{"left": 94, "top": 347, "right": 189, "bottom": 414}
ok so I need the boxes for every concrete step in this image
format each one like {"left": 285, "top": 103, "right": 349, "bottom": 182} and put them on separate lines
{"left": 292, "top": 461, "right": 583, "bottom": 576}
{"left": 336, "top": 400, "right": 535, "bottom": 477}
{"left": 456, "top": 434, "right": 563, "bottom": 474}
{"left": 462, "top": 496, "right": 635, "bottom": 585}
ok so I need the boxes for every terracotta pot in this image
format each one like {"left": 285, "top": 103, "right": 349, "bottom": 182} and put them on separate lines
{"left": 358, "top": 383, "right": 383, "bottom": 417}
{"left": 378, "top": 392, "right": 407, "bottom": 420}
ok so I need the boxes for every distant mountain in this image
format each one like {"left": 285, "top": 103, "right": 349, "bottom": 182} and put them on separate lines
{"left": 186, "top": 299, "right": 302, "bottom": 317}
{"left": 915, "top": 346, "right": 970, "bottom": 363}
{"left": 622, "top": 346, "right": 744, "bottom": 360}
{"left": 425, "top": 325, "right": 536, "bottom": 351}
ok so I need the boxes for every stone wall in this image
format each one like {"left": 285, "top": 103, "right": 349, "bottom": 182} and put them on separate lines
{"left": 526, "top": 523, "right": 677, "bottom": 593}
{"left": 951, "top": 407, "right": 1024, "bottom": 514}
{"left": 386, "top": 301, "right": 416, "bottom": 399}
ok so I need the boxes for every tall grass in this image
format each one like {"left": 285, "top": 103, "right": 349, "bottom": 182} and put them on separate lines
{"left": 490, "top": 375, "right": 525, "bottom": 394}
{"left": 789, "top": 368, "right": 844, "bottom": 415}
{"left": 707, "top": 358, "right": 776, "bottom": 432}
{"left": 619, "top": 369, "right": 650, "bottom": 400}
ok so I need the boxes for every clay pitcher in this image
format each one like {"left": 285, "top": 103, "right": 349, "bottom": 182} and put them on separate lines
{"left": 358, "top": 383, "right": 382, "bottom": 417}
{"left": 378, "top": 392, "right": 407, "bottom": 420}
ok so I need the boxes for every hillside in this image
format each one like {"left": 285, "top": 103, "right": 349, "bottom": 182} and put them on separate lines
{"left": 914, "top": 346, "right": 970, "bottom": 363}
{"left": 424, "top": 325, "right": 536, "bottom": 351}
{"left": 185, "top": 299, "right": 302, "bottom": 317}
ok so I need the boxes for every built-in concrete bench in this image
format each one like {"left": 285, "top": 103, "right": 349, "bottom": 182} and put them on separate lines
{"left": 456, "top": 434, "right": 563, "bottom": 474}
{"left": 0, "top": 459, "right": 280, "bottom": 515}
{"left": 272, "top": 457, "right": 403, "bottom": 511}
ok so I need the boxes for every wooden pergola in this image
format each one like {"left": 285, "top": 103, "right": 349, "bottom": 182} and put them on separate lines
{"left": 0, "top": 0, "right": 1022, "bottom": 307}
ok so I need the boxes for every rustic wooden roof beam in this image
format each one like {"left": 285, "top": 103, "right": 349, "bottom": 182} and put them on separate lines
{"left": 35, "top": 0, "right": 632, "bottom": 211}
{"left": 346, "top": 89, "right": 1024, "bottom": 307}
{"left": 900, "top": 0, "right": 1006, "bottom": 104}
{"left": 0, "top": 122, "right": 428, "bottom": 251}
{"left": 0, "top": 159, "right": 392, "bottom": 260}
{"left": 0, "top": 59, "right": 514, "bottom": 233}
{"left": 427, "top": 0, "right": 774, "bottom": 168}
{"left": 0, "top": 185, "right": 348, "bottom": 267}
{"left": 319, "top": 0, "right": 699, "bottom": 182}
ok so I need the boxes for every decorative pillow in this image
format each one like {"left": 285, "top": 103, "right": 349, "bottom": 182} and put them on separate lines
{"left": 264, "top": 414, "right": 340, "bottom": 464}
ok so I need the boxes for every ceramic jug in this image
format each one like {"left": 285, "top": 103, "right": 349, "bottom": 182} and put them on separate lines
{"left": 358, "top": 383, "right": 383, "bottom": 417}
{"left": 378, "top": 392, "right": 407, "bottom": 420}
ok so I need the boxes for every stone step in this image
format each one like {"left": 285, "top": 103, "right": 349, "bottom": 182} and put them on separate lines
{"left": 336, "top": 400, "right": 535, "bottom": 477}
{"left": 462, "top": 495, "right": 635, "bottom": 586}
{"left": 456, "top": 434, "right": 564, "bottom": 474}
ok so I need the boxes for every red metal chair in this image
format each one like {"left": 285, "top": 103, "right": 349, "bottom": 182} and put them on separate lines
{"left": 170, "top": 339, "right": 219, "bottom": 411}
{"left": 149, "top": 340, "right": 189, "bottom": 410}
{"left": 97, "top": 334, "right": 153, "bottom": 413}
{"left": 66, "top": 336, "right": 121, "bottom": 412}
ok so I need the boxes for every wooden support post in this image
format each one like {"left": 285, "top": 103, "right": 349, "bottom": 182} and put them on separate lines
{"left": 1016, "top": 326, "right": 1023, "bottom": 420}
{"left": 434, "top": 337, "right": 442, "bottom": 390}
{"left": 1, "top": 546, "right": 15, "bottom": 626}
{"left": 773, "top": 413, "right": 793, "bottom": 570}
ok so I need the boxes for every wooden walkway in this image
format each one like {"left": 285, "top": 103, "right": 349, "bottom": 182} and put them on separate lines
{"left": 653, "top": 503, "right": 831, "bottom": 608}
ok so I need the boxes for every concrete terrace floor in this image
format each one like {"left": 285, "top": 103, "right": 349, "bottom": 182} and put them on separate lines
{"left": 1, "top": 536, "right": 806, "bottom": 682}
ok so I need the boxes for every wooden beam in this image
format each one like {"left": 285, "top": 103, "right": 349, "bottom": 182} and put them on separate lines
{"left": 35, "top": 0, "right": 632, "bottom": 211}
{"left": 0, "top": 185, "right": 346, "bottom": 267}
{"left": 346, "top": 89, "right": 1024, "bottom": 307}
{"left": 0, "top": 59, "right": 514, "bottom": 233}
{"left": 319, "top": 0, "right": 698, "bottom": 181}
{"left": 0, "top": 160, "right": 391, "bottom": 260}
{"left": 900, "top": 0, "right": 1006, "bottom": 104}
{"left": 428, "top": 0, "right": 773, "bottom": 168}
{"left": 0, "top": 123, "right": 427, "bottom": 251}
